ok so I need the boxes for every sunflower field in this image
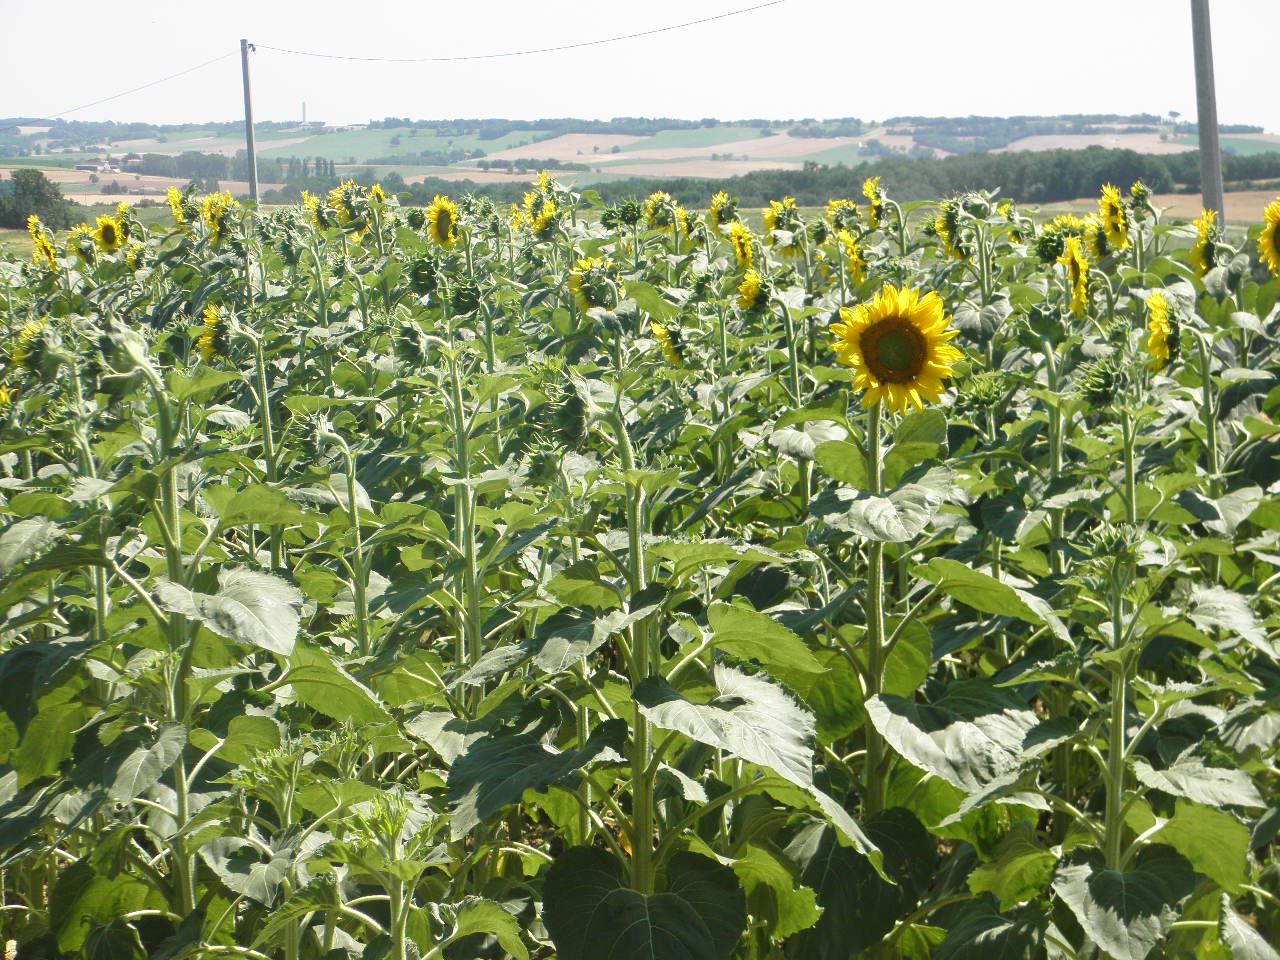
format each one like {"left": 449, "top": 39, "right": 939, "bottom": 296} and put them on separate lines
{"left": 1, "top": 173, "right": 1279, "bottom": 960}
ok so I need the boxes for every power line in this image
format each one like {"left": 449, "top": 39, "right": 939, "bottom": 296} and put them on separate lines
{"left": 254, "top": 0, "right": 785, "bottom": 63}
{"left": 48, "top": 52, "right": 238, "bottom": 119}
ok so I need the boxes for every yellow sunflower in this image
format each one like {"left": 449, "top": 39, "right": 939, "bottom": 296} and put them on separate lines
{"left": 1098, "top": 184, "right": 1131, "bottom": 251}
{"left": 645, "top": 191, "right": 678, "bottom": 231}
{"left": 370, "top": 183, "right": 387, "bottom": 204}
{"left": 1145, "top": 291, "right": 1177, "bottom": 371}
{"left": 92, "top": 215, "right": 124, "bottom": 253}
{"left": 708, "top": 191, "right": 738, "bottom": 231}
{"left": 0, "top": 383, "right": 16, "bottom": 409}
{"left": 301, "top": 191, "right": 326, "bottom": 229}
{"left": 729, "top": 221, "right": 754, "bottom": 269}
{"left": 862, "top": 176, "right": 885, "bottom": 229}
{"left": 1190, "top": 208, "right": 1219, "bottom": 277}
{"left": 26, "top": 215, "right": 59, "bottom": 271}
{"left": 829, "top": 284, "right": 962, "bottom": 413}
{"left": 531, "top": 198, "right": 558, "bottom": 239}
{"left": 738, "top": 270, "right": 767, "bottom": 311}
{"left": 826, "top": 198, "right": 859, "bottom": 231}
{"left": 68, "top": 224, "right": 96, "bottom": 263}
{"left": 196, "top": 306, "right": 227, "bottom": 362}
{"left": 650, "top": 321, "right": 683, "bottom": 367}
{"left": 1257, "top": 197, "right": 1280, "bottom": 277}
{"left": 568, "top": 257, "right": 622, "bottom": 313}
{"left": 426, "top": 195, "right": 460, "bottom": 249}
{"left": 14, "top": 318, "right": 48, "bottom": 372}
{"left": 167, "top": 187, "right": 187, "bottom": 225}
{"left": 200, "top": 192, "right": 240, "bottom": 246}
{"left": 837, "top": 229, "right": 866, "bottom": 285}
{"left": 1058, "top": 235, "right": 1090, "bottom": 316}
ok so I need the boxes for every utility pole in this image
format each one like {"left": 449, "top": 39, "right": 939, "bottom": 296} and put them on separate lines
{"left": 1189, "top": 0, "right": 1224, "bottom": 218}
{"left": 240, "top": 38, "right": 259, "bottom": 206}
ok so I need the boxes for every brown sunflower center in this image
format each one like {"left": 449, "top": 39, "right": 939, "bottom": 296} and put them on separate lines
{"left": 863, "top": 316, "right": 926, "bottom": 383}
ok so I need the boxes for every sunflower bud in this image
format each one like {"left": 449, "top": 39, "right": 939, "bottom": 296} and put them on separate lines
{"left": 1076, "top": 356, "right": 1123, "bottom": 407}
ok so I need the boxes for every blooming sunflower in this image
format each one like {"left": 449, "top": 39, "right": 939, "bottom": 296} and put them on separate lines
{"left": 862, "top": 176, "right": 886, "bottom": 229}
{"left": 14, "top": 318, "right": 48, "bottom": 372}
{"left": 645, "top": 191, "right": 679, "bottom": 231}
{"left": 1098, "top": 184, "right": 1131, "bottom": 250}
{"left": 0, "top": 383, "right": 16, "bottom": 409}
{"left": 1257, "top": 197, "right": 1280, "bottom": 277}
{"left": 196, "top": 306, "right": 228, "bottom": 362}
{"left": 650, "top": 321, "right": 683, "bottom": 367}
{"left": 92, "top": 215, "right": 124, "bottom": 253}
{"left": 837, "top": 229, "right": 866, "bottom": 285}
{"left": 167, "top": 187, "right": 188, "bottom": 226}
{"left": 200, "top": 192, "right": 240, "bottom": 246}
{"left": 426, "top": 195, "right": 460, "bottom": 249}
{"left": 826, "top": 198, "right": 860, "bottom": 232}
{"left": 26, "top": 215, "right": 58, "bottom": 271}
{"left": 1058, "top": 235, "right": 1090, "bottom": 317}
{"left": 830, "top": 284, "right": 962, "bottom": 413}
{"left": 531, "top": 198, "right": 559, "bottom": 239}
{"left": 1190, "top": 208, "right": 1220, "bottom": 277}
{"left": 568, "top": 257, "right": 622, "bottom": 313}
{"left": 1145, "top": 291, "right": 1178, "bottom": 370}
{"left": 738, "top": 270, "right": 767, "bottom": 311}
{"left": 370, "top": 183, "right": 387, "bottom": 204}
{"left": 1084, "top": 216, "right": 1110, "bottom": 261}
{"left": 708, "top": 191, "right": 738, "bottom": 231}
{"left": 67, "top": 224, "right": 96, "bottom": 263}
{"left": 762, "top": 196, "right": 802, "bottom": 256}
{"left": 729, "top": 221, "right": 755, "bottom": 269}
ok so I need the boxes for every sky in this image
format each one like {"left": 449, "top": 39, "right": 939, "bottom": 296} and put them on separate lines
{"left": 1, "top": 0, "right": 1277, "bottom": 132}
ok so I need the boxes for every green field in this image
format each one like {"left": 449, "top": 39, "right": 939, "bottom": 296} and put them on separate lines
{"left": 624, "top": 125, "right": 765, "bottom": 150}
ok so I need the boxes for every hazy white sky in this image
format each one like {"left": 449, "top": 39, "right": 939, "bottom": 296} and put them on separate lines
{"left": 2, "top": 0, "right": 1276, "bottom": 132}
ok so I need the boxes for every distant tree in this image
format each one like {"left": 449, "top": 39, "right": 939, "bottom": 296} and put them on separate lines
{"left": 0, "top": 168, "right": 73, "bottom": 228}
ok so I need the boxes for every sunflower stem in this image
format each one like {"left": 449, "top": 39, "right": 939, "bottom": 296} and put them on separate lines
{"left": 863, "top": 399, "right": 888, "bottom": 816}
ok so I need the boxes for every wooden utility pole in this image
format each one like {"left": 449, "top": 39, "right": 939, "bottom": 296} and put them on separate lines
{"left": 240, "top": 39, "right": 259, "bottom": 206}
{"left": 1189, "top": 0, "right": 1224, "bottom": 218}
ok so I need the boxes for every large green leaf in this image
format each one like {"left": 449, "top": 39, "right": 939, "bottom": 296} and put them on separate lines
{"left": 446, "top": 719, "right": 625, "bottom": 839}
{"left": 49, "top": 859, "right": 162, "bottom": 953}
{"left": 156, "top": 567, "right": 302, "bottom": 656}
{"left": 286, "top": 644, "right": 391, "bottom": 725}
{"left": 865, "top": 679, "right": 1040, "bottom": 795}
{"left": 443, "top": 897, "right": 529, "bottom": 960}
{"left": 811, "top": 464, "right": 953, "bottom": 542}
{"left": 542, "top": 847, "right": 745, "bottom": 960}
{"left": 202, "top": 483, "right": 310, "bottom": 528}
{"left": 1050, "top": 844, "right": 1197, "bottom": 960}
{"left": 967, "top": 823, "right": 1058, "bottom": 906}
{"left": 1220, "top": 892, "right": 1280, "bottom": 960}
{"left": 933, "top": 897, "right": 1047, "bottom": 960}
{"left": 0, "top": 517, "right": 60, "bottom": 575}
{"left": 1153, "top": 800, "right": 1251, "bottom": 893}
{"left": 1131, "top": 755, "right": 1264, "bottom": 809}
{"left": 106, "top": 722, "right": 187, "bottom": 804}
{"left": 917, "top": 558, "right": 1068, "bottom": 642}
{"left": 724, "top": 843, "right": 821, "bottom": 940}
{"left": 707, "top": 602, "right": 823, "bottom": 675}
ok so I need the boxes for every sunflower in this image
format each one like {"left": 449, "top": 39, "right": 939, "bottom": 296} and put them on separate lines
{"left": 167, "top": 187, "right": 188, "bottom": 225}
{"left": 200, "top": 192, "right": 240, "bottom": 246}
{"left": 302, "top": 191, "right": 328, "bottom": 229}
{"left": 0, "top": 383, "right": 16, "bottom": 409}
{"left": 26, "top": 215, "right": 58, "bottom": 271}
{"left": 1189, "top": 208, "right": 1220, "bottom": 277}
{"left": 762, "top": 196, "right": 802, "bottom": 256}
{"left": 826, "top": 198, "right": 860, "bottom": 232}
{"left": 650, "top": 321, "right": 683, "bottom": 367}
{"left": 862, "top": 176, "right": 886, "bottom": 229}
{"left": 1058, "top": 235, "right": 1090, "bottom": 316}
{"left": 568, "top": 257, "right": 622, "bottom": 312}
{"left": 67, "top": 224, "right": 96, "bottom": 263}
{"left": 1257, "top": 197, "right": 1280, "bottom": 277}
{"left": 1084, "top": 216, "right": 1110, "bottom": 261}
{"left": 1097, "top": 184, "right": 1131, "bottom": 251}
{"left": 92, "top": 215, "right": 124, "bottom": 253}
{"left": 729, "top": 221, "right": 755, "bottom": 269}
{"left": 531, "top": 198, "right": 559, "bottom": 239}
{"left": 14, "top": 318, "right": 48, "bottom": 372}
{"left": 370, "top": 183, "right": 387, "bottom": 204}
{"left": 837, "top": 229, "right": 866, "bottom": 285}
{"left": 426, "top": 195, "right": 460, "bottom": 249}
{"left": 829, "top": 284, "right": 962, "bottom": 413}
{"left": 934, "top": 199, "right": 967, "bottom": 260}
{"left": 708, "top": 191, "right": 738, "bottom": 231}
{"left": 645, "top": 191, "right": 679, "bottom": 231}
{"left": 738, "top": 270, "right": 767, "bottom": 311}
{"left": 1145, "top": 291, "right": 1178, "bottom": 370}
{"left": 196, "top": 306, "right": 228, "bottom": 362}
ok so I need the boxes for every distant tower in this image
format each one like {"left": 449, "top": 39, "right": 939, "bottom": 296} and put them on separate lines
{"left": 302, "top": 102, "right": 307, "bottom": 124}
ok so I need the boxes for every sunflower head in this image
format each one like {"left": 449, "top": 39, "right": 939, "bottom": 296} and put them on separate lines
{"left": 645, "top": 191, "right": 679, "bottom": 231}
{"left": 829, "top": 284, "right": 963, "bottom": 414}
{"left": 14, "top": 317, "right": 50, "bottom": 374}
{"left": 93, "top": 215, "right": 124, "bottom": 253}
{"left": 68, "top": 224, "right": 96, "bottom": 264}
{"left": 568, "top": 257, "right": 622, "bottom": 313}
{"left": 737, "top": 270, "right": 770, "bottom": 312}
{"left": 959, "top": 370, "right": 1005, "bottom": 411}
{"left": 729, "top": 221, "right": 755, "bottom": 269}
{"left": 1098, "top": 184, "right": 1131, "bottom": 251}
{"left": 1084, "top": 216, "right": 1111, "bottom": 261}
{"left": 708, "top": 191, "right": 739, "bottom": 231}
{"left": 616, "top": 199, "right": 643, "bottom": 228}
{"left": 426, "top": 195, "right": 460, "bottom": 249}
{"left": 1076, "top": 356, "right": 1124, "bottom": 407}
{"left": 196, "top": 306, "right": 229, "bottom": 362}
{"left": 1057, "top": 236, "right": 1091, "bottom": 316}
{"left": 26, "top": 215, "right": 59, "bottom": 271}
{"left": 935, "top": 198, "right": 968, "bottom": 260}
{"left": 370, "top": 183, "right": 387, "bottom": 204}
{"left": 1190, "top": 208, "right": 1221, "bottom": 277}
{"left": 200, "top": 192, "right": 241, "bottom": 246}
{"left": 826, "top": 198, "right": 860, "bottom": 232}
{"left": 650, "top": 321, "right": 684, "bottom": 367}
{"left": 837, "top": 229, "right": 867, "bottom": 285}
{"left": 1129, "top": 179, "right": 1154, "bottom": 222}
{"left": 1145, "top": 291, "right": 1179, "bottom": 371}
{"left": 0, "top": 383, "right": 16, "bottom": 410}
{"left": 1033, "top": 230, "right": 1066, "bottom": 265}
{"left": 862, "top": 176, "right": 886, "bottom": 229}
{"left": 1256, "top": 197, "right": 1280, "bottom": 278}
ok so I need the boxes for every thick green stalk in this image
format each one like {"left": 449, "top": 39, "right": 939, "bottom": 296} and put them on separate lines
{"left": 252, "top": 337, "right": 282, "bottom": 569}
{"left": 1120, "top": 408, "right": 1137, "bottom": 524}
{"left": 343, "top": 455, "right": 371, "bottom": 657}
{"left": 1103, "top": 661, "right": 1128, "bottom": 869}
{"left": 863, "top": 401, "right": 887, "bottom": 816}
{"left": 1043, "top": 339, "right": 1065, "bottom": 575}
{"left": 1196, "top": 336, "right": 1221, "bottom": 582}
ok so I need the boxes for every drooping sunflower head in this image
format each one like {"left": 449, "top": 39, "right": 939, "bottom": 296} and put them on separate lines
{"left": 68, "top": 224, "right": 96, "bottom": 264}
{"left": 426, "top": 195, "right": 460, "bottom": 249}
{"left": 1084, "top": 216, "right": 1110, "bottom": 261}
{"left": 729, "top": 221, "right": 755, "bottom": 269}
{"left": 14, "top": 317, "right": 49, "bottom": 373}
{"left": 200, "top": 192, "right": 241, "bottom": 246}
{"left": 645, "top": 191, "right": 679, "bottom": 231}
{"left": 369, "top": 183, "right": 387, "bottom": 204}
{"left": 568, "top": 257, "right": 623, "bottom": 313}
{"left": 708, "top": 191, "right": 739, "bottom": 231}
{"left": 862, "top": 176, "right": 886, "bottom": 228}
{"left": 837, "top": 228, "right": 867, "bottom": 285}
{"left": 762, "top": 197, "right": 802, "bottom": 256}
{"left": 26, "top": 215, "right": 59, "bottom": 271}
{"left": 196, "top": 306, "right": 229, "bottom": 362}
{"left": 1190, "top": 208, "right": 1221, "bottom": 277}
{"left": 530, "top": 197, "right": 560, "bottom": 239}
{"left": 829, "top": 284, "right": 963, "bottom": 413}
{"left": 737, "top": 270, "right": 769, "bottom": 312}
{"left": 826, "top": 198, "right": 860, "bottom": 232}
{"left": 1098, "top": 184, "right": 1131, "bottom": 251}
{"left": 0, "top": 383, "right": 16, "bottom": 410}
{"left": 1145, "top": 291, "right": 1179, "bottom": 371}
{"left": 1129, "top": 179, "right": 1154, "bottom": 222}
{"left": 167, "top": 187, "right": 186, "bottom": 224}
{"left": 1057, "top": 235, "right": 1091, "bottom": 316}
{"left": 1256, "top": 197, "right": 1280, "bottom": 278}
{"left": 93, "top": 215, "right": 124, "bottom": 253}
{"left": 935, "top": 198, "right": 968, "bottom": 261}
{"left": 1076, "top": 356, "right": 1124, "bottom": 407}
{"left": 650, "top": 321, "right": 683, "bottom": 367}
{"left": 616, "top": 198, "right": 643, "bottom": 228}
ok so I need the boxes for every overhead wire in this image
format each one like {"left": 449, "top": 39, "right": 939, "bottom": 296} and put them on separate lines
{"left": 252, "top": 0, "right": 785, "bottom": 62}
{"left": 48, "top": 52, "right": 238, "bottom": 119}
